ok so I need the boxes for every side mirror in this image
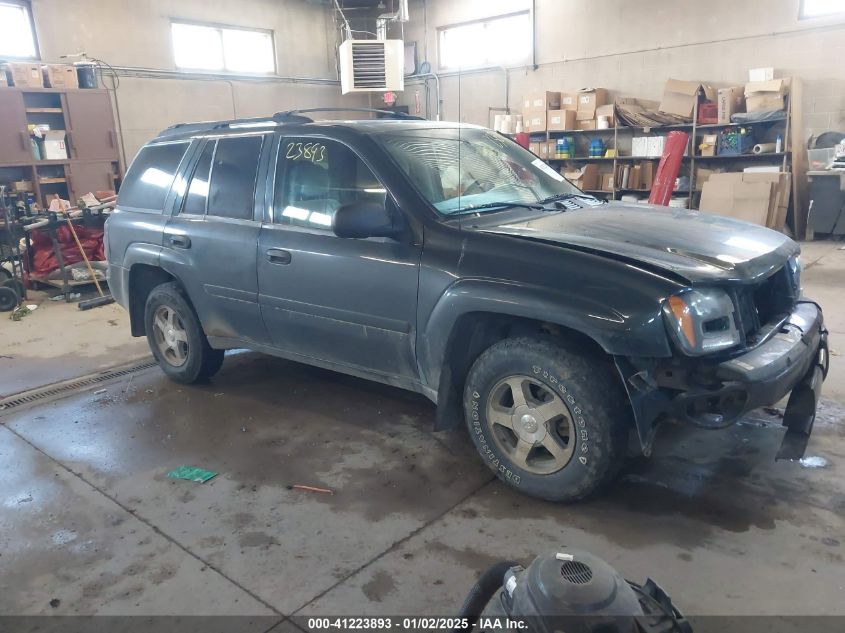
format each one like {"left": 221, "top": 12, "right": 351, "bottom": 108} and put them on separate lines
{"left": 333, "top": 201, "right": 403, "bottom": 239}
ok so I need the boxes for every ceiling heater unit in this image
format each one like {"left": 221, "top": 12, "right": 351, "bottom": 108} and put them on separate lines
{"left": 339, "top": 39, "right": 404, "bottom": 94}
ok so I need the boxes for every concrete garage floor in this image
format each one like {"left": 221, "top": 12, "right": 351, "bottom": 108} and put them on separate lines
{"left": 1, "top": 241, "right": 844, "bottom": 628}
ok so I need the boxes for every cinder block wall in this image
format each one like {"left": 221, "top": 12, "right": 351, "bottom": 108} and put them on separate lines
{"left": 29, "top": 0, "right": 368, "bottom": 161}
{"left": 403, "top": 0, "right": 845, "bottom": 143}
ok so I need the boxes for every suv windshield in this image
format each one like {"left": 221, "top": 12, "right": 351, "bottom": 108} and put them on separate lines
{"left": 377, "top": 127, "right": 582, "bottom": 215}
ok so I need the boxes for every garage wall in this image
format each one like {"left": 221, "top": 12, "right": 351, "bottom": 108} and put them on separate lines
{"left": 403, "top": 0, "right": 845, "bottom": 141}
{"left": 29, "top": 0, "right": 366, "bottom": 161}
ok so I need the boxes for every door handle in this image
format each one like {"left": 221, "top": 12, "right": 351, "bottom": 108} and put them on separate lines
{"left": 266, "top": 248, "right": 291, "bottom": 265}
{"left": 168, "top": 235, "right": 191, "bottom": 249}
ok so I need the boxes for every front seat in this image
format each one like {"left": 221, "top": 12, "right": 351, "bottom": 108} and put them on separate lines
{"left": 282, "top": 161, "right": 340, "bottom": 228}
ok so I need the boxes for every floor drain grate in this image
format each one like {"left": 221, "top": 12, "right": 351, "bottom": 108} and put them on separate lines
{"left": 0, "top": 360, "right": 158, "bottom": 412}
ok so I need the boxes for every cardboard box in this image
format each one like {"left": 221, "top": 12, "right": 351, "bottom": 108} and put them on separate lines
{"left": 560, "top": 92, "right": 577, "bottom": 111}
{"left": 4, "top": 62, "right": 43, "bottom": 88}
{"left": 11, "top": 180, "right": 33, "bottom": 193}
{"left": 659, "top": 78, "right": 716, "bottom": 118}
{"left": 576, "top": 119, "right": 596, "bottom": 131}
{"left": 575, "top": 88, "right": 608, "bottom": 121}
{"left": 640, "top": 161, "right": 655, "bottom": 191}
{"left": 746, "top": 93, "right": 785, "bottom": 113}
{"left": 547, "top": 109, "right": 576, "bottom": 131}
{"left": 749, "top": 67, "right": 774, "bottom": 82}
{"left": 525, "top": 111, "right": 547, "bottom": 133}
{"left": 529, "top": 142, "right": 541, "bottom": 156}
{"left": 699, "top": 134, "right": 718, "bottom": 157}
{"left": 745, "top": 79, "right": 788, "bottom": 112}
{"left": 564, "top": 164, "right": 599, "bottom": 191}
{"left": 694, "top": 168, "right": 717, "bottom": 191}
{"left": 596, "top": 104, "right": 615, "bottom": 128}
{"left": 41, "top": 64, "right": 79, "bottom": 89}
{"left": 700, "top": 178, "right": 773, "bottom": 225}
{"left": 647, "top": 136, "right": 666, "bottom": 158}
{"left": 628, "top": 165, "right": 642, "bottom": 190}
{"left": 546, "top": 140, "right": 558, "bottom": 157}
{"left": 41, "top": 130, "right": 68, "bottom": 160}
{"left": 717, "top": 87, "right": 746, "bottom": 124}
{"left": 537, "top": 141, "right": 550, "bottom": 159}
{"left": 601, "top": 172, "right": 615, "bottom": 192}
{"left": 522, "top": 90, "right": 561, "bottom": 112}
{"left": 699, "top": 171, "right": 790, "bottom": 228}
{"left": 632, "top": 137, "right": 649, "bottom": 157}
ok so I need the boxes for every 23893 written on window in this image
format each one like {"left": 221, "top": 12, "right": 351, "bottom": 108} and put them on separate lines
{"left": 171, "top": 21, "right": 275, "bottom": 74}
{"left": 0, "top": 1, "right": 38, "bottom": 59}
{"left": 438, "top": 11, "right": 531, "bottom": 71}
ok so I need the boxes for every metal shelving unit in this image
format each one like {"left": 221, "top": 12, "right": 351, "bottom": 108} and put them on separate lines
{"left": 530, "top": 97, "right": 793, "bottom": 209}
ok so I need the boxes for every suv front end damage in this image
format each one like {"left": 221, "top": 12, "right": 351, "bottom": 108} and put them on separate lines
{"left": 617, "top": 259, "right": 828, "bottom": 461}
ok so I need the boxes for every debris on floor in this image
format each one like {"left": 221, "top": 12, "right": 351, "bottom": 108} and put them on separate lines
{"left": 49, "top": 293, "right": 82, "bottom": 302}
{"left": 167, "top": 465, "right": 218, "bottom": 483}
{"left": 288, "top": 484, "right": 334, "bottom": 495}
{"left": 763, "top": 406, "right": 784, "bottom": 418}
{"left": 10, "top": 305, "right": 32, "bottom": 321}
{"left": 798, "top": 456, "right": 828, "bottom": 469}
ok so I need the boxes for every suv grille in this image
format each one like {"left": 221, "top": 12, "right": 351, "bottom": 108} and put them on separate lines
{"left": 735, "top": 265, "right": 797, "bottom": 345}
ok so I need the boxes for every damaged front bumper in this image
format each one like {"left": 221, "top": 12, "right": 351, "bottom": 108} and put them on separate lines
{"left": 617, "top": 301, "right": 829, "bottom": 459}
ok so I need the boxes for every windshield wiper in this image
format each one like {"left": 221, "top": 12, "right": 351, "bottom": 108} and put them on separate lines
{"left": 537, "top": 192, "right": 602, "bottom": 205}
{"left": 451, "top": 201, "right": 547, "bottom": 215}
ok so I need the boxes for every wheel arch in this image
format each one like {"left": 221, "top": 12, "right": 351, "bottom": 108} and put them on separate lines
{"left": 127, "top": 264, "right": 175, "bottom": 336}
{"left": 423, "top": 279, "right": 670, "bottom": 430}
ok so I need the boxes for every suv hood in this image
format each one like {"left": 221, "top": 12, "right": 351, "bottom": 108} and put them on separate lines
{"left": 474, "top": 202, "right": 798, "bottom": 283}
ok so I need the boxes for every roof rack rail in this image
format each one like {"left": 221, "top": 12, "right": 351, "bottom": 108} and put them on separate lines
{"left": 273, "top": 108, "right": 424, "bottom": 122}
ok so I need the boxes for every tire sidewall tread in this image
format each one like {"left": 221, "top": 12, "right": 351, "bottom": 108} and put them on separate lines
{"left": 464, "top": 336, "right": 628, "bottom": 502}
{"left": 144, "top": 282, "right": 223, "bottom": 383}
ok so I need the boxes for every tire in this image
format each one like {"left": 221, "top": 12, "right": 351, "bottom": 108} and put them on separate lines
{"left": 144, "top": 282, "right": 224, "bottom": 384}
{"left": 2, "top": 278, "right": 24, "bottom": 299}
{"left": 464, "top": 336, "right": 629, "bottom": 502}
{"left": 0, "top": 286, "right": 18, "bottom": 312}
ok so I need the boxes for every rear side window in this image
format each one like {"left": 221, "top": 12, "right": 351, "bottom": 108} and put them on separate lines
{"left": 119, "top": 142, "right": 188, "bottom": 210}
{"left": 182, "top": 141, "right": 215, "bottom": 215}
{"left": 207, "top": 135, "right": 264, "bottom": 220}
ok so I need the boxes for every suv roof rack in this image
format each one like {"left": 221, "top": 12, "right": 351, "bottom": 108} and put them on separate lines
{"left": 273, "top": 108, "right": 423, "bottom": 122}
{"left": 155, "top": 108, "right": 422, "bottom": 141}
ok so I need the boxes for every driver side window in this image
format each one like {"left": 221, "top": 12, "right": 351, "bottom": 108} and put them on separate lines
{"left": 273, "top": 137, "right": 386, "bottom": 231}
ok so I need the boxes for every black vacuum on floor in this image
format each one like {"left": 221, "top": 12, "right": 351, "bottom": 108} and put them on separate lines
{"left": 454, "top": 550, "right": 691, "bottom": 633}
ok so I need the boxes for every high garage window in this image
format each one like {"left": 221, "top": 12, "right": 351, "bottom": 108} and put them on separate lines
{"left": 438, "top": 11, "right": 531, "bottom": 71}
{"left": 800, "top": 0, "right": 845, "bottom": 18}
{"left": 0, "top": 1, "right": 39, "bottom": 60}
{"left": 171, "top": 21, "right": 276, "bottom": 73}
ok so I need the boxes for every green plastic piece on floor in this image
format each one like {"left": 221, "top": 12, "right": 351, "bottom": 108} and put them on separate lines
{"left": 167, "top": 465, "right": 217, "bottom": 483}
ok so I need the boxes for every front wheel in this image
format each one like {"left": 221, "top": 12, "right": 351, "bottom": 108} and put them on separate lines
{"left": 464, "top": 337, "right": 629, "bottom": 502}
{"left": 144, "top": 282, "right": 224, "bottom": 384}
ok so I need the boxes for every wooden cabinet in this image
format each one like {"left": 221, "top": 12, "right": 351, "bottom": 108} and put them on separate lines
{"left": 0, "top": 87, "right": 122, "bottom": 206}
{"left": 65, "top": 91, "right": 119, "bottom": 161}
{"left": 66, "top": 161, "right": 117, "bottom": 201}
{"left": 0, "top": 90, "right": 33, "bottom": 164}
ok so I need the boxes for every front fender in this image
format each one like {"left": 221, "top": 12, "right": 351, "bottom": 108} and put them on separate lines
{"left": 419, "top": 277, "right": 673, "bottom": 389}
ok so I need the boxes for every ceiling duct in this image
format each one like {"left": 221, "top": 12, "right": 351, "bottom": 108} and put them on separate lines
{"left": 376, "top": 0, "right": 409, "bottom": 40}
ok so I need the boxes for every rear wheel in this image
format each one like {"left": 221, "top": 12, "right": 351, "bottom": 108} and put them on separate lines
{"left": 144, "top": 282, "right": 224, "bottom": 383}
{"left": 464, "top": 336, "right": 629, "bottom": 502}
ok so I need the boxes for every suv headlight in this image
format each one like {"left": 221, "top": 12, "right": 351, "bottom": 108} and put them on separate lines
{"left": 663, "top": 288, "right": 740, "bottom": 355}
